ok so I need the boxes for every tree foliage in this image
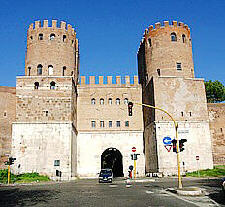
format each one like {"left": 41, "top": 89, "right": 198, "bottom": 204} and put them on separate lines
{"left": 204, "top": 80, "right": 225, "bottom": 103}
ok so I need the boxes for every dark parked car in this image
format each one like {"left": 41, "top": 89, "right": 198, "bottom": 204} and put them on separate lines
{"left": 222, "top": 177, "right": 225, "bottom": 197}
{"left": 98, "top": 169, "right": 113, "bottom": 183}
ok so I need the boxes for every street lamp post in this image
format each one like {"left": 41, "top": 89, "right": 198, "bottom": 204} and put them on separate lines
{"left": 134, "top": 103, "right": 182, "bottom": 189}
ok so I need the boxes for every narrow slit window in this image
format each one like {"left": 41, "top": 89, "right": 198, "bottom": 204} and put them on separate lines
{"left": 100, "top": 121, "right": 104, "bottom": 128}
{"left": 63, "top": 35, "right": 66, "bottom": 42}
{"left": 108, "top": 98, "right": 112, "bottom": 105}
{"left": 50, "top": 33, "right": 55, "bottom": 40}
{"left": 148, "top": 38, "right": 152, "bottom": 47}
{"left": 189, "top": 112, "right": 192, "bottom": 117}
{"left": 37, "top": 64, "right": 42, "bottom": 75}
{"left": 124, "top": 98, "right": 128, "bottom": 105}
{"left": 182, "top": 34, "right": 186, "bottom": 43}
{"left": 116, "top": 121, "right": 120, "bottom": 127}
{"left": 39, "top": 34, "right": 43, "bottom": 40}
{"left": 171, "top": 32, "right": 177, "bottom": 42}
{"left": 157, "top": 69, "right": 161, "bottom": 76}
{"left": 48, "top": 65, "right": 53, "bottom": 75}
{"left": 91, "top": 98, "right": 96, "bottom": 105}
{"left": 181, "top": 112, "right": 184, "bottom": 117}
{"left": 100, "top": 98, "right": 104, "bottom": 105}
{"left": 34, "top": 82, "right": 39, "bottom": 89}
{"left": 116, "top": 98, "right": 120, "bottom": 105}
{"left": 109, "top": 121, "right": 112, "bottom": 128}
{"left": 28, "top": 67, "right": 31, "bottom": 76}
{"left": 62, "top": 66, "right": 66, "bottom": 76}
{"left": 91, "top": 121, "right": 96, "bottom": 128}
{"left": 50, "top": 81, "right": 56, "bottom": 89}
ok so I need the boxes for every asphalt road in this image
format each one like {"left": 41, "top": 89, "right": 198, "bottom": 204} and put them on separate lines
{"left": 0, "top": 177, "right": 224, "bottom": 207}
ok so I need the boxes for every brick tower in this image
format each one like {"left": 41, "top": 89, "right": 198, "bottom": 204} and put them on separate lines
{"left": 138, "top": 21, "right": 213, "bottom": 175}
{"left": 11, "top": 20, "right": 79, "bottom": 180}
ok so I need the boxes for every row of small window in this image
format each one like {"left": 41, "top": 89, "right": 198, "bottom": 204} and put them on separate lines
{"left": 148, "top": 33, "right": 188, "bottom": 47}
{"left": 28, "top": 65, "right": 68, "bottom": 76}
{"left": 91, "top": 121, "right": 129, "bottom": 128}
{"left": 91, "top": 98, "right": 128, "bottom": 105}
{"left": 34, "top": 81, "right": 56, "bottom": 89}
{"left": 31, "top": 33, "right": 72, "bottom": 43}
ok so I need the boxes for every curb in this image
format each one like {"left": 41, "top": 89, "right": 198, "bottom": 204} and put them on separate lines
{"left": 167, "top": 187, "right": 205, "bottom": 196}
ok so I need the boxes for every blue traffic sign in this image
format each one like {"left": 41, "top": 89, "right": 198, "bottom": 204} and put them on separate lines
{"left": 163, "top": 136, "right": 172, "bottom": 145}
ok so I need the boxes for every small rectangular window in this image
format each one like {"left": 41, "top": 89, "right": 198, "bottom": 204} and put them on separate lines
{"left": 54, "top": 160, "right": 60, "bottom": 166}
{"left": 3, "top": 112, "right": 7, "bottom": 117}
{"left": 100, "top": 121, "right": 104, "bottom": 128}
{"left": 125, "top": 121, "right": 129, "bottom": 127}
{"left": 109, "top": 121, "right": 112, "bottom": 128}
{"left": 91, "top": 121, "right": 96, "bottom": 128}
{"left": 181, "top": 112, "right": 184, "bottom": 117}
{"left": 177, "top": 63, "right": 182, "bottom": 70}
{"left": 189, "top": 112, "right": 192, "bottom": 117}
{"left": 116, "top": 121, "right": 120, "bottom": 127}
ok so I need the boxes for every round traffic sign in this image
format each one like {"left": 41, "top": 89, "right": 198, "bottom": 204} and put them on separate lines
{"left": 132, "top": 147, "right": 136, "bottom": 152}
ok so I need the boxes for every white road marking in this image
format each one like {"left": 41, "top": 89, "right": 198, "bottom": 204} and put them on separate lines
{"left": 146, "top": 190, "right": 154, "bottom": 194}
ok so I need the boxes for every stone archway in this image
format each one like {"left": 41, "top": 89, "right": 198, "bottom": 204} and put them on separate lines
{"left": 101, "top": 148, "right": 124, "bottom": 177}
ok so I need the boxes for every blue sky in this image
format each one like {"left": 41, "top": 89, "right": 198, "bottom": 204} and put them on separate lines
{"left": 0, "top": 0, "right": 224, "bottom": 86}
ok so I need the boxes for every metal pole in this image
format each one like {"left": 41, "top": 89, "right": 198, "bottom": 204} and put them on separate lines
{"left": 134, "top": 158, "right": 136, "bottom": 179}
{"left": 8, "top": 165, "right": 10, "bottom": 184}
{"left": 134, "top": 102, "right": 182, "bottom": 189}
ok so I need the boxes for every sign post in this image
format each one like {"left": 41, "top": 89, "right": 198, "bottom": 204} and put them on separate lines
{"left": 132, "top": 147, "right": 136, "bottom": 179}
{"left": 196, "top": 156, "right": 200, "bottom": 177}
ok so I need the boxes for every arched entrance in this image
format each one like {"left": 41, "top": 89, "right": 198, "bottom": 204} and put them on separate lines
{"left": 101, "top": 148, "right": 124, "bottom": 177}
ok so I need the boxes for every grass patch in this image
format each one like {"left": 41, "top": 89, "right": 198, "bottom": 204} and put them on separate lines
{"left": 186, "top": 165, "right": 225, "bottom": 177}
{"left": 0, "top": 169, "right": 50, "bottom": 184}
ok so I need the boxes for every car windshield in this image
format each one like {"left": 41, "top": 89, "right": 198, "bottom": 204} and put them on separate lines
{"left": 100, "top": 169, "right": 112, "bottom": 176}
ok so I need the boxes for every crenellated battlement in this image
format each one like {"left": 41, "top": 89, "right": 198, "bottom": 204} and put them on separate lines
{"left": 144, "top": 20, "right": 190, "bottom": 37}
{"left": 28, "top": 20, "right": 76, "bottom": 35}
{"left": 79, "top": 76, "right": 139, "bottom": 86}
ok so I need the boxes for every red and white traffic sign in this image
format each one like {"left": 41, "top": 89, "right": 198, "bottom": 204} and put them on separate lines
{"left": 132, "top": 147, "right": 136, "bottom": 152}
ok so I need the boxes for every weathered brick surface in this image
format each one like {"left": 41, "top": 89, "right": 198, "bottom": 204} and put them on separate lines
{"left": 16, "top": 77, "right": 74, "bottom": 122}
{"left": 26, "top": 20, "right": 79, "bottom": 84}
{"left": 0, "top": 87, "right": 16, "bottom": 169}
{"left": 77, "top": 76, "right": 143, "bottom": 132}
{"left": 138, "top": 21, "right": 213, "bottom": 174}
{"left": 208, "top": 103, "right": 225, "bottom": 165}
{"left": 138, "top": 21, "right": 194, "bottom": 85}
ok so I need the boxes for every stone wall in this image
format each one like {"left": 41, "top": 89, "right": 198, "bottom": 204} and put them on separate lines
{"left": 155, "top": 121, "right": 213, "bottom": 175}
{"left": 11, "top": 123, "right": 76, "bottom": 180}
{"left": 208, "top": 103, "right": 225, "bottom": 165}
{"left": 0, "top": 87, "right": 16, "bottom": 169}
{"left": 77, "top": 131, "right": 145, "bottom": 177}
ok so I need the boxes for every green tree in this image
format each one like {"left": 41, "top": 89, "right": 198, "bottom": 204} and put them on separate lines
{"left": 204, "top": 80, "right": 225, "bottom": 103}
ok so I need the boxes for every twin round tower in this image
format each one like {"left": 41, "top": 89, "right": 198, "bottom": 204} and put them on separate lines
{"left": 11, "top": 20, "right": 213, "bottom": 179}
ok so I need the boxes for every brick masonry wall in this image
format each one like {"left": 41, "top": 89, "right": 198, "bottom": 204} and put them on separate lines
{"left": 138, "top": 21, "right": 194, "bottom": 85}
{"left": 16, "top": 77, "right": 74, "bottom": 123}
{"left": 0, "top": 87, "right": 16, "bottom": 169}
{"left": 208, "top": 103, "right": 225, "bottom": 165}
{"left": 77, "top": 79, "right": 143, "bottom": 132}
{"left": 26, "top": 20, "right": 79, "bottom": 84}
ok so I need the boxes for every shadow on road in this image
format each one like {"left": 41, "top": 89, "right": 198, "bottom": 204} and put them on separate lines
{"left": 0, "top": 188, "right": 59, "bottom": 207}
{"left": 195, "top": 178, "right": 225, "bottom": 205}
